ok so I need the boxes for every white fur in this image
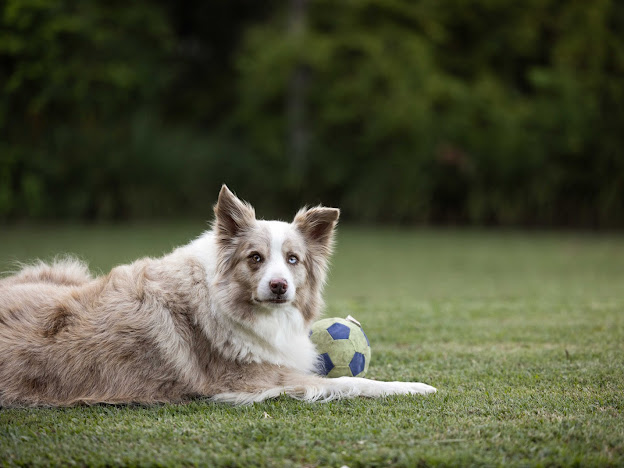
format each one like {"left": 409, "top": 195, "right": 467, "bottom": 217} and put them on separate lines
{"left": 256, "top": 220, "right": 297, "bottom": 303}
{"left": 215, "top": 305, "right": 318, "bottom": 372}
{"left": 212, "top": 378, "right": 437, "bottom": 404}
{"left": 178, "top": 228, "right": 318, "bottom": 373}
{"left": 177, "top": 231, "right": 218, "bottom": 274}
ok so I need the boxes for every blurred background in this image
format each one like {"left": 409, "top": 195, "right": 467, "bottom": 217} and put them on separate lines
{"left": 1, "top": 0, "right": 623, "bottom": 227}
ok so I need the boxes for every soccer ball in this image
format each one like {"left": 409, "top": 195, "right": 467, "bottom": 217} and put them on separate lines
{"left": 309, "top": 315, "right": 371, "bottom": 378}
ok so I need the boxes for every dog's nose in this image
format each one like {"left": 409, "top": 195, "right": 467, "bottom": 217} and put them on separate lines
{"left": 269, "top": 278, "right": 288, "bottom": 295}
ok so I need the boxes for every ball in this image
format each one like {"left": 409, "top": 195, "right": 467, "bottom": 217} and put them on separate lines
{"left": 309, "top": 315, "right": 371, "bottom": 378}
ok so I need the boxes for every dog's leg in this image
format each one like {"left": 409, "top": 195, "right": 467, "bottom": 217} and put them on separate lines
{"left": 286, "top": 376, "right": 436, "bottom": 402}
{"left": 211, "top": 374, "right": 436, "bottom": 404}
{"left": 301, "top": 376, "right": 437, "bottom": 400}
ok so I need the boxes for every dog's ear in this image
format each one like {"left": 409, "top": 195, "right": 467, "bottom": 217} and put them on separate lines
{"left": 294, "top": 206, "right": 340, "bottom": 255}
{"left": 214, "top": 185, "right": 255, "bottom": 238}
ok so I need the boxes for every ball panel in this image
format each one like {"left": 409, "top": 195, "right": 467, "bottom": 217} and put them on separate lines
{"left": 327, "top": 365, "right": 353, "bottom": 378}
{"left": 349, "top": 352, "right": 366, "bottom": 376}
{"left": 318, "top": 353, "right": 334, "bottom": 375}
{"left": 326, "top": 322, "right": 351, "bottom": 340}
{"left": 311, "top": 318, "right": 339, "bottom": 331}
{"left": 323, "top": 338, "right": 356, "bottom": 368}
{"left": 348, "top": 326, "right": 370, "bottom": 351}
{"left": 309, "top": 328, "right": 336, "bottom": 350}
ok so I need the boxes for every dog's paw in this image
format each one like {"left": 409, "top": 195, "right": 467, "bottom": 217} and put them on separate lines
{"left": 403, "top": 382, "right": 437, "bottom": 395}
{"left": 381, "top": 381, "right": 436, "bottom": 396}
{"left": 366, "top": 379, "right": 437, "bottom": 397}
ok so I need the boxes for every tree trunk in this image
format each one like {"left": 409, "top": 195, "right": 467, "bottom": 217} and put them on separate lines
{"left": 287, "top": 0, "right": 309, "bottom": 183}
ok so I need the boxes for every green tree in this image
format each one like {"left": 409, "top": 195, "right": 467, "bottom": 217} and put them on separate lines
{"left": 0, "top": 0, "right": 173, "bottom": 219}
{"left": 234, "top": 0, "right": 624, "bottom": 225}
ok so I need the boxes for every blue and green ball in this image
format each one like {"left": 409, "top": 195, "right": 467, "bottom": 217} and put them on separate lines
{"left": 309, "top": 317, "right": 371, "bottom": 378}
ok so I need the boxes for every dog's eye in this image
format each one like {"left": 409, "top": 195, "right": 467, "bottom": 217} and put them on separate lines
{"left": 249, "top": 253, "right": 263, "bottom": 263}
{"left": 288, "top": 255, "right": 299, "bottom": 265}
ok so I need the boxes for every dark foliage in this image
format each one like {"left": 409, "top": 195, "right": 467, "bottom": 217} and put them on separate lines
{"left": 1, "top": 0, "right": 622, "bottom": 226}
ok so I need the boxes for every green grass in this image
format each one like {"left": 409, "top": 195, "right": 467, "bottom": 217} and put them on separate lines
{"left": 1, "top": 224, "right": 623, "bottom": 466}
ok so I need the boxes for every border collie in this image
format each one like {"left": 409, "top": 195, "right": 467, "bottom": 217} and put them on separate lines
{"left": 0, "top": 186, "right": 436, "bottom": 406}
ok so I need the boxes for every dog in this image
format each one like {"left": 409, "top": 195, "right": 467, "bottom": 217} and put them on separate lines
{"left": 0, "top": 185, "right": 436, "bottom": 406}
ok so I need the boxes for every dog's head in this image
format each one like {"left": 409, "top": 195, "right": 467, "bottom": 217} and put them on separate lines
{"left": 213, "top": 185, "right": 339, "bottom": 325}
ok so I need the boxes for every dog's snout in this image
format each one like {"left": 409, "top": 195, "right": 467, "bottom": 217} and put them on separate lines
{"left": 269, "top": 278, "right": 288, "bottom": 295}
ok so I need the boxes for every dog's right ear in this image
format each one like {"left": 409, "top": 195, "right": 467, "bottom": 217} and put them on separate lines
{"left": 214, "top": 185, "right": 255, "bottom": 238}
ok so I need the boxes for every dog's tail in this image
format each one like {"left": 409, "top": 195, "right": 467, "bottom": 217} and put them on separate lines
{"left": 5, "top": 256, "right": 92, "bottom": 287}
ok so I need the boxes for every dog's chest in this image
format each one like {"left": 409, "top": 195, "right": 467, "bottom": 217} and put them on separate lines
{"left": 219, "top": 306, "right": 318, "bottom": 373}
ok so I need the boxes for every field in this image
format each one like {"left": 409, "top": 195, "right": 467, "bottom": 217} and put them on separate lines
{"left": 1, "top": 223, "right": 623, "bottom": 466}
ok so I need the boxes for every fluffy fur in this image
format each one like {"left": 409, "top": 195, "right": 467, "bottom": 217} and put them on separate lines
{"left": 0, "top": 186, "right": 436, "bottom": 406}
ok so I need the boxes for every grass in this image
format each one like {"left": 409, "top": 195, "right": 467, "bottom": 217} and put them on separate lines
{"left": 1, "top": 223, "right": 623, "bottom": 466}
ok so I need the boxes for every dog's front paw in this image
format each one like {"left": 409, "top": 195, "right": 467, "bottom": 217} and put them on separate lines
{"left": 378, "top": 380, "right": 437, "bottom": 396}
{"left": 405, "top": 382, "right": 437, "bottom": 395}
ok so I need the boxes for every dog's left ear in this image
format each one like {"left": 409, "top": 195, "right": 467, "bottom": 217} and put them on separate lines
{"left": 214, "top": 185, "right": 256, "bottom": 238}
{"left": 294, "top": 206, "right": 340, "bottom": 254}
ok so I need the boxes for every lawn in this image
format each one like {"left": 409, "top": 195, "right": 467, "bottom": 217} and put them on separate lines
{"left": 1, "top": 223, "right": 623, "bottom": 466}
